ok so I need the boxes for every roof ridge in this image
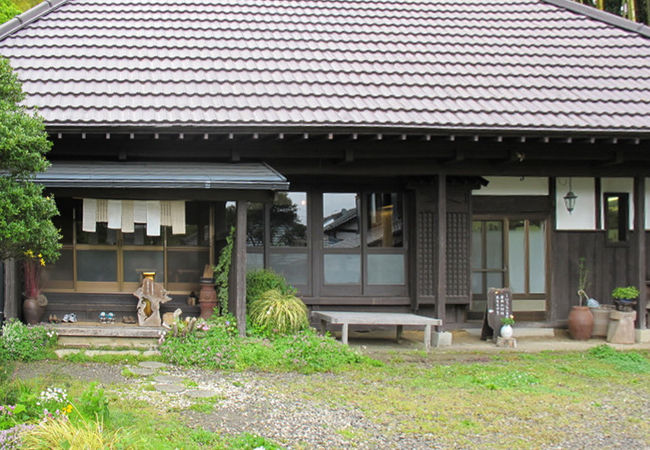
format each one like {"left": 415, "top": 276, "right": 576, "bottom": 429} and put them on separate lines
{"left": 0, "top": 0, "right": 70, "bottom": 42}
{"left": 541, "top": 0, "right": 650, "bottom": 38}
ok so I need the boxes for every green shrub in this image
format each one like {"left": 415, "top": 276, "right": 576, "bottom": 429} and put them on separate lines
{"left": 0, "top": 320, "right": 56, "bottom": 361}
{"left": 246, "top": 269, "right": 296, "bottom": 305}
{"left": 249, "top": 289, "right": 308, "bottom": 335}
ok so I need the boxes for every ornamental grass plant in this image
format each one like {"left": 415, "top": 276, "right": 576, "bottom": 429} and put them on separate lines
{"left": 21, "top": 414, "right": 125, "bottom": 450}
{"left": 248, "top": 288, "right": 309, "bottom": 335}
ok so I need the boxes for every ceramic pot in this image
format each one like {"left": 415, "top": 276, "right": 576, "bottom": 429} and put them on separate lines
{"left": 23, "top": 297, "right": 45, "bottom": 324}
{"left": 198, "top": 280, "right": 218, "bottom": 319}
{"left": 568, "top": 306, "right": 594, "bottom": 340}
{"left": 500, "top": 324, "right": 513, "bottom": 339}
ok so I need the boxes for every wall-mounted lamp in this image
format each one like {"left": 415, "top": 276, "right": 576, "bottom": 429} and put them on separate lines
{"left": 563, "top": 178, "right": 577, "bottom": 214}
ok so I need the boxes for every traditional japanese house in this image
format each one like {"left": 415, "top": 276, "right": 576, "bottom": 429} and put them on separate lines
{"left": 1, "top": 0, "right": 649, "bottom": 337}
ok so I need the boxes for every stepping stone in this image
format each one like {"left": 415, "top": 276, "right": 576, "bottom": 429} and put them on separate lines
{"left": 186, "top": 389, "right": 219, "bottom": 399}
{"left": 87, "top": 350, "right": 140, "bottom": 356}
{"left": 138, "top": 361, "right": 168, "bottom": 369}
{"left": 154, "top": 375, "right": 184, "bottom": 384}
{"left": 154, "top": 383, "right": 185, "bottom": 393}
{"left": 129, "top": 367, "right": 154, "bottom": 376}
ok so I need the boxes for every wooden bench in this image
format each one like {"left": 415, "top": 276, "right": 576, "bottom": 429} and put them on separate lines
{"left": 311, "top": 311, "right": 443, "bottom": 351}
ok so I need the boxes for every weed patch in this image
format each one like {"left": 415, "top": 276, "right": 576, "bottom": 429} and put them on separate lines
{"left": 587, "top": 344, "right": 650, "bottom": 373}
{"left": 160, "top": 315, "right": 379, "bottom": 373}
{"left": 0, "top": 320, "right": 56, "bottom": 362}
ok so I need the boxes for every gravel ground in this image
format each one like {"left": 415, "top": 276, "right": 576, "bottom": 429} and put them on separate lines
{"left": 13, "top": 361, "right": 439, "bottom": 448}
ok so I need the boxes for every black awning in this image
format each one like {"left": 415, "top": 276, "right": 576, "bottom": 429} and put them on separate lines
{"left": 34, "top": 161, "right": 288, "bottom": 190}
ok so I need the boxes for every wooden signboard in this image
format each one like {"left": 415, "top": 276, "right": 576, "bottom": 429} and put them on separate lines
{"left": 480, "top": 288, "right": 512, "bottom": 341}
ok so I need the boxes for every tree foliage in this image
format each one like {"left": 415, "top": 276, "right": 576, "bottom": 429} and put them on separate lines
{"left": 0, "top": 57, "right": 60, "bottom": 263}
{"left": 0, "top": 0, "right": 20, "bottom": 25}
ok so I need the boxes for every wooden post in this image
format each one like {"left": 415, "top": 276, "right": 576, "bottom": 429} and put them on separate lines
{"left": 234, "top": 201, "right": 248, "bottom": 337}
{"left": 3, "top": 259, "right": 18, "bottom": 319}
{"left": 436, "top": 174, "right": 447, "bottom": 324}
{"left": 634, "top": 177, "right": 646, "bottom": 329}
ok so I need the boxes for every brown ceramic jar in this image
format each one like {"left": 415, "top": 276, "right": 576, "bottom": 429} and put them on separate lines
{"left": 568, "top": 306, "right": 594, "bottom": 340}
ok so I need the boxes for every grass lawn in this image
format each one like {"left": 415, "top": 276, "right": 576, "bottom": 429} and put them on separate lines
{"left": 270, "top": 346, "right": 650, "bottom": 448}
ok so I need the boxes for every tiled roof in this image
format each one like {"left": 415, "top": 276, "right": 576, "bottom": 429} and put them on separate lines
{"left": 0, "top": 0, "right": 649, "bottom": 133}
{"left": 35, "top": 161, "right": 288, "bottom": 189}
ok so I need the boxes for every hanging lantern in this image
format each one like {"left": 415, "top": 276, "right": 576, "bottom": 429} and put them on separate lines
{"left": 563, "top": 178, "right": 577, "bottom": 214}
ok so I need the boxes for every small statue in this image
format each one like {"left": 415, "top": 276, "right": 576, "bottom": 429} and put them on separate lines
{"left": 133, "top": 278, "right": 172, "bottom": 327}
{"left": 187, "top": 291, "right": 198, "bottom": 306}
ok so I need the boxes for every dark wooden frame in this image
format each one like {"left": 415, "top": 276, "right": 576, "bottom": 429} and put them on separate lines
{"left": 603, "top": 192, "right": 630, "bottom": 245}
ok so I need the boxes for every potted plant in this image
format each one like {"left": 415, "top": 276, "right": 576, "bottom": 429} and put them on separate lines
{"left": 611, "top": 286, "right": 640, "bottom": 301}
{"left": 568, "top": 257, "right": 594, "bottom": 340}
{"left": 611, "top": 285, "right": 640, "bottom": 312}
{"left": 500, "top": 315, "right": 515, "bottom": 338}
{"left": 22, "top": 250, "right": 48, "bottom": 324}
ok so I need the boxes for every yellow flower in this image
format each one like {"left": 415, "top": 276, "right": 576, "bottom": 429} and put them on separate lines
{"left": 38, "top": 253, "right": 42, "bottom": 258}
{"left": 40, "top": 258, "right": 46, "bottom": 266}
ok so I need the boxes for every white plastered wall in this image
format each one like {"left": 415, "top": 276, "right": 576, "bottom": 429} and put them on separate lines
{"left": 473, "top": 177, "right": 548, "bottom": 196}
{"left": 555, "top": 177, "right": 596, "bottom": 230}
{"left": 601, "top": 177, "right": 633, "bottom": 230}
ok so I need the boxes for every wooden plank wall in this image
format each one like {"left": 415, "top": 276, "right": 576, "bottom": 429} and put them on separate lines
{"left": 550, "top": 231, "right": 644, "bottom": 322}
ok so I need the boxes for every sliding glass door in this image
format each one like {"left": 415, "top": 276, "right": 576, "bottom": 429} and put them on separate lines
{"left": 471, "top": 216, "right": 548, "bottom": 318}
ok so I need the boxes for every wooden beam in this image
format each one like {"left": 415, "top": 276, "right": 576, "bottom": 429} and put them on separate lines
{"left": 436, "top": 174, "right": 447, "bottom": 325}
{"left": 600, "top": 150, "right": 624, "bottom": 167}
{"left": 634, "top": 176, "right": 646, "bottom": 329}
{"left": 444, "top": 149, "right": 465, "bottom": 165}
{"left": 234, "top": 201, "right": 248, "bottom": 337}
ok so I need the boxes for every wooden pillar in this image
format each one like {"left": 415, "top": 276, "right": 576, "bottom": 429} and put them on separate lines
{"left": 234, "top": 201, "right": 248, "bottom": 337}
{"left": 436, "top": 174, "right": 447, "bottom": 324}
{"left": 634, "top": 177, "right": 646, "bottom": 329}
{"left": 3, "top": 259, "right": 18, "bottom": 320}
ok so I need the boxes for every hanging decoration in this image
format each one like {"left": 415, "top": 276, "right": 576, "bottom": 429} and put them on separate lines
{"left": 563, "top": 177, "right": 578, "bottom": 214}
{"left": 82, "top": 199, "right": 186, "bottom": 236}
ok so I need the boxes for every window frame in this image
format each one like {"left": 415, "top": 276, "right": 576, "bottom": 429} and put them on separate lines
{"left": 43, "top": 200, "right": 213, "bottom": 294}
{"left": 603, "top": 192, "right": 629, "bottom": 245}
{"left": 319, "top": 191, "right": 408, "bottom": 297}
